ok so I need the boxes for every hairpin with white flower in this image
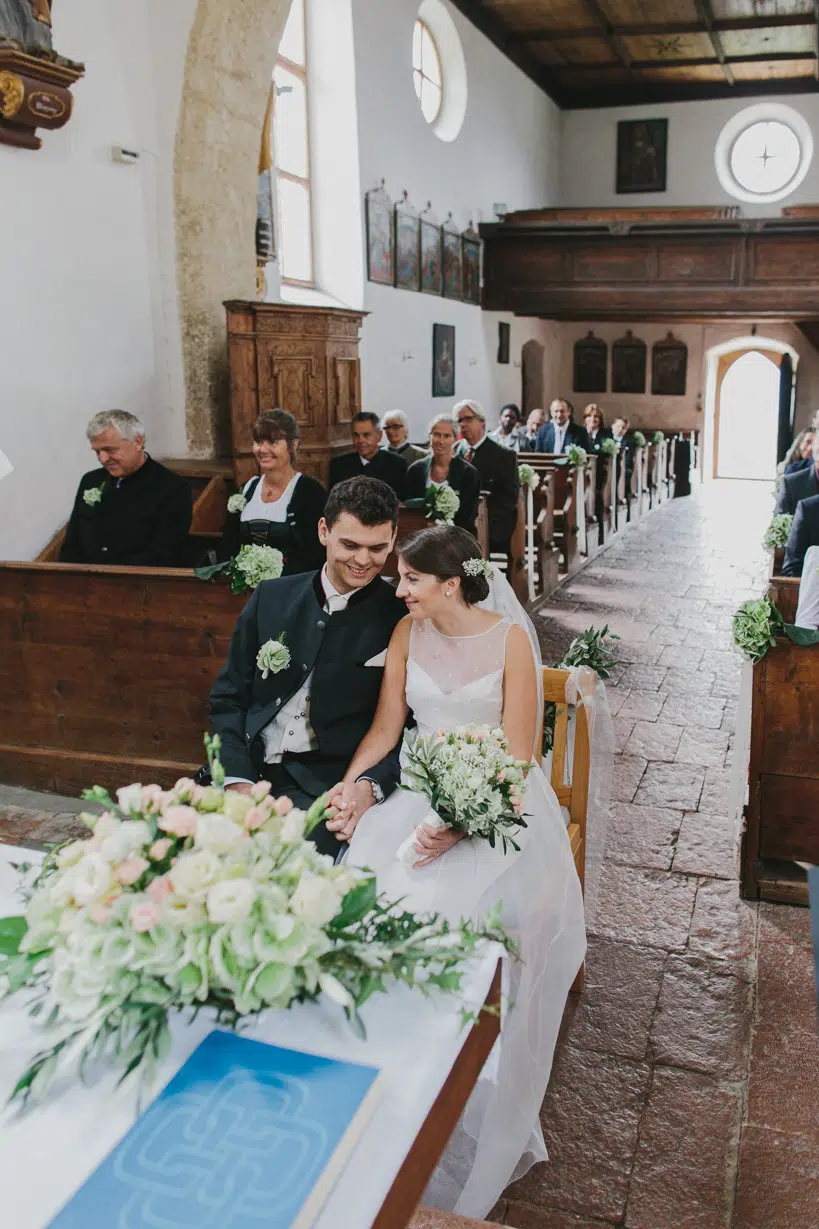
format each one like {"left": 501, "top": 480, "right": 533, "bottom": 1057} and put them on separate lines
{"left": 462, "top": 557, "right": 494, "bottom": 580}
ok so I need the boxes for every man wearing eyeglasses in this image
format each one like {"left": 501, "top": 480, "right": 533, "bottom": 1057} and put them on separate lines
{"left": 454, "top": 399, "right": 519, "bottom": 554}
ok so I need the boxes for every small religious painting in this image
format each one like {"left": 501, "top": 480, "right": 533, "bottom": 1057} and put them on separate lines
{"left": 652, "top": 332, "right": 688, "bottom": 396}
{"left": 442, "top": 225, "right": 461, "bottom": 299}
{"left": 420, "top": 218, "right": 442, "bottom": 295}
{"left": 432, "top": 323, "right": 455, "bottom": 398}
{"left": 573, "top": 331, "right": 607, "bottom": 393}
{"left": 365, "top": 182, "right": 394, "bottom": 285}
{"left": 498, "top": 321, "right": 511, "bottom": 365}
{"left": 394, "top": 194, "right": 420, "bottom": 291}
{"left": 612, "top": 330, "right": 647, "bottom": 394}
{"left": 461, "top": 226, "right": 481, "bottom": 305}
{"left": 616, "top": 119, "right": 668, "bottom": 194}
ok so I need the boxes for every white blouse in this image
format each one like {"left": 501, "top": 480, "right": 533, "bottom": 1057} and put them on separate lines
{"left": 240, "top": 472, "right": 301, "bottom": 523}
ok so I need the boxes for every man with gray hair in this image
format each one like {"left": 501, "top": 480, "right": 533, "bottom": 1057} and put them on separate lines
{"left": 60, "top": 410, "right": 192, "bottom": 567}
{"left": 453, "top": 398, "right": 519, "bottom": 553}
{"left": 380, "top": 410, "right": 427, "bottom": 466}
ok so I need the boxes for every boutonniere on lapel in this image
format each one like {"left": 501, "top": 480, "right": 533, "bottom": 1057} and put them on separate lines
{"left": 227, "top": 491, "right": 246, "bottom": 514}
{"left": 83, "top": 483, "right": 105, "bottom": 507}
{"left": 257, "top": 633, "right": 290, "bottom": 679}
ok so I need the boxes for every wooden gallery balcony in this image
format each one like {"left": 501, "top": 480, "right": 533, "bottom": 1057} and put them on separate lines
{"left": 478, "top": 207, "right": 819, "bottom": 323}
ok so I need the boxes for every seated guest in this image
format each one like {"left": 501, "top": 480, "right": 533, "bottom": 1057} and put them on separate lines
{"left": 60, "top": 410, "right": 192, "bottom": 567}
{"left": 329, "top": 412, "right": 407, "bottom": 498}
{"left": 221, "top": 410, "right": 326, "bottom": 575}
{"left": 782, "top": 493, "right": 819, "bottom": 577}
{"left": 781, "top": 430, "right": 815, "bottom": 476}
{"left": 520, "top": 407, "right": 547, "bottom": 452}
{"left": 584, "top": 404, "right": 612, "bottom": 452}
{"left": 775, "top": 432, "right": 819, "bottom": 514}
{"left": 454, "top": 399, "right": 519, "bottom": 553}
{"left": 405, "top": 414, "right": 480, "bottom": 532}
{"left": 381, "top": 409, "right": 428, "bottom": 466}
{"left": 535, "top": 399, "right": 590, "bottom": 454}
{"left": 612, "top": 416, "right": 636, "bottom": 481}
{"left": 490, "top": 404, "right": 527, "bottom": 452}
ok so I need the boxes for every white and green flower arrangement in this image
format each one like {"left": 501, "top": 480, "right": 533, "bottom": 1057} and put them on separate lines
{"left": 542, "top": 624, "right": 620, "bottom": 752}
{"left": 0, "top": 736, "right": 512, "bottom": 1105}
{"left": 227, "top": 491, "right": 247, "bottom": 515}
{"left": 762, "top": 513, "right": 793, "bottom": 550}
{"left": 82, "top": 484, "right": 105, "bottom": 507}
{"left": 257, "top": 634, "right": 290, "bottom": 679}
{"left": 599, "top": 437, "right": 618, "bottom": 457}
{"left": 518, "top": 464, "right": 540, "bottom": 492}
{"left": 195, "top": 543, "right": 284, "bottom": 594}
{"left": 424, "top": 482, "right": 461, "bottom": 525}
{"left": 632, "top": 431, "right": 647, "bottom": 449}
{"left": 565, "top": 445, "right": 588, "bottom": 468}
{"left": 732, "top": 597, "right": 819, "bottom": 663}
{"left": 400, "top": 725, "right": 530, "bottom": 857}
{"left": 652, "top": 431, "right": 664, "bottom": 445}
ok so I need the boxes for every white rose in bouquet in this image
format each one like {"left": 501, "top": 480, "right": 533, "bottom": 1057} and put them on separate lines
{"left": 169, "top": 849, "right": 223, "bottom": 900}
{"left": 290, "top": 873, "right": 344, "bottom": 926}
{"left": 206, "top": 879, "right": 256, "bottom": 925}
{"left": 194, "top": 813, "right": 244, "bottom": 856}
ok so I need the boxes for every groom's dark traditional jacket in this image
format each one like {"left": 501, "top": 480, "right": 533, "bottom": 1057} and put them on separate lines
{"left": 209, "top": 570, "right": 406, "bottom": 799}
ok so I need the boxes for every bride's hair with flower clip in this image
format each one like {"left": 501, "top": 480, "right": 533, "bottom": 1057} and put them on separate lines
{"left": 399, "top": 524, "right": 490, "bottom": 605}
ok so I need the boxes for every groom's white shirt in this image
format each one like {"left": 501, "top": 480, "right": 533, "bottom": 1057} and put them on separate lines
{"left": 224, "top": 566, "right": 351, "bottom": 786}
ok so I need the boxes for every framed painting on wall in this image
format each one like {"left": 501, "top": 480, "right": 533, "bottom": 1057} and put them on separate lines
{"left": 394, "top": 193, "right": 420, "bottom": 291}
{"left": 461, "top": 225, "right": 481, "bottom": 305}
{"left": 652, "top": 332, "right": 688, "bottom": 396}
{"left": 573, "top": 331, "right": 607, "bottom": 393}
{"left": 616, "top": 119, "right": 668, "bottom": 194}
{"left": 498, "top": 321, "right": 511, "bottom": 365}
{"left": 420, "top": 217, "right": 442, "bottom": 295}
{"left": 442, "top": 219, "right": 461, "bottom": 299}
{"left": 365, "top": 181, "right": 394, "bottom": 285}
{"left": 612, "top": 330, "right": 647, "bottom": 394}
{"left": 432, "top": 323, "right": 455, "bottom": 398}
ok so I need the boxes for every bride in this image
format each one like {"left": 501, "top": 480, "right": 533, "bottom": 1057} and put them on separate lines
{"left": 327, "top": 524, "right": 586, "bottom": 1219}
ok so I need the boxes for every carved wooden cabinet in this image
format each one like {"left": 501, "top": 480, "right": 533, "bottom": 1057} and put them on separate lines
{"left": 224, "top": 301, "right": 366, "bottom": 486}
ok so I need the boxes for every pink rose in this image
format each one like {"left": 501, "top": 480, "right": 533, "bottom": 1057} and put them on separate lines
{"left": 88, "top": 902, "right": 111, "bottom": 924}
{"left": 272, "top": 796, "right": 294, "bottom": 817}
{"left": 173, "top": 777, "right": 196, "bottom": 797}
{"left": 149, "top": 838, "right": 173, "bottom": 861}
{"left": 116, "top": 856, "right": 149, "bottom": 886}
{"left": 191, "top": 784, "right": 206, "bottom": 804}
{"left": 130, "top": 902, "right": 159, "bottom": 932}
{"left": 158, "top": 805, "right": 199, "bottom": 838}
{"left": 251, "top": 780, "right": 272, "bottom": 802}
{"left": 245, "top": 807, "right": 265, "bottom": 830}
{"left": 141, "top": 784, "right": 164, "bottom": 809}
{"left": 147, "top": 875, "right": 173, "bottom": 903}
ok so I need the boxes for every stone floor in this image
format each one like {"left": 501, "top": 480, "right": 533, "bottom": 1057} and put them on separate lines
{"left": 1, "top": 482, "right": 817, "bottom": 1229}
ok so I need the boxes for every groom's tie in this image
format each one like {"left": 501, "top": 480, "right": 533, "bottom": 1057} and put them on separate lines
{"left": 326, "top": 593, "right": 349, "bottom": 616}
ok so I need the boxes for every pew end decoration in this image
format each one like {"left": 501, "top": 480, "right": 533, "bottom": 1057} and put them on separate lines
{"left": 632, "top": 431, "right": 647, "bottom": 449}
{"left": 518, "top": 464, "right": 540, "bottom": 492}
{"left": 405, "top": 482, "right": 460, "bottom": 525}
{"left": 195, "top": 543, "right": 284, "bottom": 593}
{"left": 0, "top": 735, "right": 512, "bottom": 1105}
{"left": 762, "top": 513, "right": 793, "bottom": 550}
{"left": 542, "top": 625, "right": 620, "bottom": 753}
{"left": 599, "top": 438, "right": 618, "bottom": 457}
{"left": 565, "top": 445, "right": 588, "bottom": 469}
{"left": 732, "top": 597, "right": 819, "bottom": 663}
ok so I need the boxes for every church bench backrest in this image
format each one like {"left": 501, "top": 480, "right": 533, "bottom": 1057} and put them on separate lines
{"left": 767, "top": 575, "right": 799, "bottom": 625}
{"left": 538, "top": 667, "right": 590, "bottom": 894}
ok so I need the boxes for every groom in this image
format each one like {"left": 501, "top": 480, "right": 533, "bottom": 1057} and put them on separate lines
{"left": 209, "top": 477, "right": 405, "bottom": 856}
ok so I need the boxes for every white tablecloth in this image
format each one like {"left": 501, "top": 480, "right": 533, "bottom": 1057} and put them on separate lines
{"left": 0, "top": 844, "right": 500, "bottom": 1229}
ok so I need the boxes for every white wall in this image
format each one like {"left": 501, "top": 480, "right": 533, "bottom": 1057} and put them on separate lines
{"left": 560, "top": 93, "right": 819, "bottom": 214}
{"left": 0, "top": 0, "right": 195, "bottom": 561}
{"left": 350, "top": 0, "right": 560, "bottom": 439}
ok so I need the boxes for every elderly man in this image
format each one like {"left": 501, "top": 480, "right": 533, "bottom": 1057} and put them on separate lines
{"left": 454, "top": 398, "right": 519, "bottom": 553}
{"left": 60, "top": 410, "right": 192, "bottom": 567}
{"left": 776, "top": 431, "right": 819, "bottom": 515}
{"left": 535, "top": 399, "right": 590, "bottom": 454}
{"left": 521, "top": 407, "right": 547, "bottom": 452}
{"left": 329, "top": 412, "right": 407, "bottom": 498}
{"left": 381, "top": 409, "right": 427, "bottom": 466}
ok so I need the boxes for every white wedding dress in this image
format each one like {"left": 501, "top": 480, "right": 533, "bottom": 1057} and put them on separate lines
{"left": 347, "top": 616, "right": 587, "bottom": 1219}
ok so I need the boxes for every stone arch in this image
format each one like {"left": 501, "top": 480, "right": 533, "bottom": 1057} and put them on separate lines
{"left": 174, "top": 0, "right": 292, "bottom": 457}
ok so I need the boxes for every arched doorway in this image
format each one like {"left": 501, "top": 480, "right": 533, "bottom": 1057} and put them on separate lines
{"left": 711, "top": 346, "right": 792, "bottom": 480}
{"left": 521, "top": 339, "right": 544, "bottom": 415}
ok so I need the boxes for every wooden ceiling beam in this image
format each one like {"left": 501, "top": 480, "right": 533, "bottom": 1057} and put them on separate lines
{"left": 562, "top": 75, "right": 819, "bottom": 109}
{"left": 693, "top": 0, "right": 734, "bottom": 85}
{"left": 581, "top": 0, "right": 636, "bottom": 79}
{"left": 444, "top": 0, "right": 570, "bottom": 105}
{"left": 513, "top": 14, "right": 817, "bottom": 43}
{"left": 555, "top": 51, "right": 818, "bottom": 73}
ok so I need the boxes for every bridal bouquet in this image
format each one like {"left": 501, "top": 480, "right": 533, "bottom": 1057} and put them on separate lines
{"left": 195, "top": 543, "right": 284, "bottom": 593}
{"left": 398, "top": 725, "right": 529, "bottom": 862}
{"left": 0, "top": 737, "right": 511, "bottom": 1104}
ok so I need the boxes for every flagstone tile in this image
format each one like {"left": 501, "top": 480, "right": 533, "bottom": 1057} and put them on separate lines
{"left": 29, "top": 812, "right": 89, "bottom": 844}
{"left": 565, "top": 937, "right": 665, "bottom": 1061}
{"left": 732, "top": 1128, "right": 819, "bottom": 1229}
{"left": 624, "top": 721, "right": 684, "bottom": 763}
{"left": 660, "top": 693, "right": 726, "bottom": 730}
{"left": 610, "top": 756, "right": 647, "bottom": 804}
{"left": 505, "top": 1207, "right": 617, "bottom": 1228}
{"left": 591, "top": 864, "right": 698, "bottom": 952}
{"left": 659, "top": 668, "right": 716, "bottom": 697}
{"left": 605, "top": 802, "right": 683, "bottom": 872}
{"left": 614, "top": 718, "right": 637, "bottom": 755}
{"left": 0, "top": 807, "right": 52, "bottom": 846}
{"left": 633, "top": 761, "right": 704, "bottom": 811}
{"left": 616, "top": 665, "right": 668, "bottom": 692}
{"left": 656, "top": 643, "right": 705, "bottom": 669}
{"left": 697, "top": 766, "right": 732, "bottom": 815}
{"left": 648, "top": 954, "right": 752, "bottom": 1077}
{"left": 605, "top": 688, "right": 629, "bottom": 717}
{"left": 617, "top": 691, "right": 666, "bottom": 722}
{"left": 688, "top": 878, "right": 756, "bottom": 967}
{"left": 672, "top": 811, "right": 738, "bottom": 879}
{"left": 675, "top": 727, "right": 731, "bottom": 769}
{"left": 646, "top": 623, "right": 684, "bottom": 645}
{"left": 757, "top": 901, "right": 813, "bottom": 951}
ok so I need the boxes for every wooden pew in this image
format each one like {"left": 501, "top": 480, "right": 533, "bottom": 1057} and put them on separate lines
{"left": 613, "top": 451, "right": 628, "bottom": 535}
{"left": 524, "top": 456, "right": 580, "bottom": 576}
{"left": 534, "top": 470, "right": 560, "bottom": 598}
{"left": 0, "top": 562, "right": 246, "bottom": 795}
{"left": 383, "top": 498, "right": 490, "bottom": 581}
{"left": 506, "top": 489, "right": 529, "bottom": 604}
{"left": 768, "top": 546, "right": 785, "bottom": 578}
{"left": 768, "top": 574, "right": 800, "bottom": 625}
{"left": 741, "top": 637, "right": 819, "bottom": 903}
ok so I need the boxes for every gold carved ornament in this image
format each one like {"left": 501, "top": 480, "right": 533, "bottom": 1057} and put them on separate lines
{"left": 0, "top": 72, "right": 25, "bottom": 120}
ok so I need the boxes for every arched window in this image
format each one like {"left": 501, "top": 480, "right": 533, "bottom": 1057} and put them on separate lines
{"left": 413, "top": 19, "right": 442, "bottom": 125}
{"left": 275, "top": 0, "right": 314, "bottom": 285}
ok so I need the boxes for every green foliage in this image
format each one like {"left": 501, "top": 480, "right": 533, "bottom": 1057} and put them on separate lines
{"left": 652, "top": 431, "right": 664, "bottom": 444}
{"left": 632, "top": 431, "right": 646, "bottom": 448}
{"left": 560, "top": 624, "right": 621, "bottom": 679}
{"left": 599, "top": 437, "right": 617, "bottom": 456}
{"left": 762, "top": 513, "right": 793, "bottom": 549}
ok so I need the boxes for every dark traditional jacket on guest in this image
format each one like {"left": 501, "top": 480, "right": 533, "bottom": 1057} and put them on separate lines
{"left": 775, "top": 464, "right": 819, "bottom": 515}
{"left": 388, "top": 441, "right": 428, "bottom": 466}
{"left": 405, "top": 454, "right": 481, "bottom": 534}
{"left": 209, "top": 570, "right": 406, "bottom": 800}
{"left": 784, "top": 457, "right": 813, "bottom": 476}
{"left": 329, "top": 449, "right": 408, "bottom": 499}
{"left": 534, "top": 420, "right": 591, "bottom": 454}
{"left": 457, "top": 435, "right": 519, "bottom": 551}
{"left": 586, "top": 427, "right": 613, "bottom": 453}
{"left": 220, "top": 474, "right": 327, "bottom": 575}
{"left": 782, "top": 494, "right": 819, "bottom": 577}
{"left": 59, "top": 456, "right": 192, "bottom": 567}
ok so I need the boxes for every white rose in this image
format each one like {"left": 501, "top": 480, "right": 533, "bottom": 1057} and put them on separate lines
{"left": 223, "top": 792, "right": 254, "bottom": 823}
{"left": 59, "top": 853, "right": 114, "bottom": 907}
{"left": 99, "top": 820, "right": 151, "bottom": 864}
{"left": 170, "top": 849, "right": 223, "bottom": 900}
{"left": 92, "top": 812, "right": 121, "bottom": 840}
{"left": 116, "top": 784, "right": 144, "bottom": 815}
{"left": 194, "top": 813, "right": 244, "bottom": 856}
{"left": 56, "top": 840, "right": 92, "bottom": 869}
{"left": 206, "top": 879, "right": 256, "bottom": 925}
{"left": 280, "top": 809, "right": 306, "bottom": 844}
{"left": 290, "top": 874, "right": 343, "bottom": 926}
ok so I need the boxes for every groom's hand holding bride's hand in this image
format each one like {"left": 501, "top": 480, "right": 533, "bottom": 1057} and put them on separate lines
{"left": 325, "top": 780, "right": 376, "bottom": 841}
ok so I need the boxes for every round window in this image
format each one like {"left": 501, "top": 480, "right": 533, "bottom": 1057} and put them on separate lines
{"left": 715, "top": 104, "right": 813, "bottom": 204}
{"left": 412, "top": 0, "right": 467, "bottom": 143}
{"left": 413, "top": 19, "right": 442, "bottom": 125}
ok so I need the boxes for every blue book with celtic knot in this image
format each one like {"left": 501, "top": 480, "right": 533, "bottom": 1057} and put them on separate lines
{"left": 48, "top": 1030, "right": 381, "bottom": 1228}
